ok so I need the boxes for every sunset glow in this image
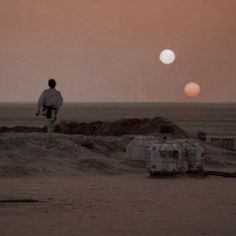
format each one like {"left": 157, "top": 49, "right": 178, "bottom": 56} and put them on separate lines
{"left": 0, "top": 0, "right": 235, "bottom": 102}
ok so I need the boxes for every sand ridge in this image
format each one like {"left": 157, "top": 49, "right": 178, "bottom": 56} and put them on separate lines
{"left": 0, "top": 132, "right": 236, "bottom": 177}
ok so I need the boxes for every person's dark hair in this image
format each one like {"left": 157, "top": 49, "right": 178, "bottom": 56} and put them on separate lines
{"left": 48, "top": 79, "right": 56, "bottom": 88}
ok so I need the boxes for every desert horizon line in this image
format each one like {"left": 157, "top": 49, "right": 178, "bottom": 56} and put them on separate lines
{"left": 0, "top": 101, "right": 235, "bottom": 105}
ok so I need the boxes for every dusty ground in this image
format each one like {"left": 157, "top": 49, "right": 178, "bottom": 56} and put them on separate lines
{"left": 0, "top": 174, "right": 236, "bottom": 236}
{"left": 0, "top": 133, "right": 236, "bottom": 235}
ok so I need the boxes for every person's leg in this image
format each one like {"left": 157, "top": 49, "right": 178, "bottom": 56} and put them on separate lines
{"left": 46, "top": 109, "right": 56, "bottom": 147}
{"left": 46, "top": 119, "right": 54, "bottom": 147}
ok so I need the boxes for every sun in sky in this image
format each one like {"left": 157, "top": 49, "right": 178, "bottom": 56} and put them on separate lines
{"left": 184, "top": 82, "right": 201, "bottom": 98}
{"left": 159, "top": 49, "right": 176, "bottom": 65}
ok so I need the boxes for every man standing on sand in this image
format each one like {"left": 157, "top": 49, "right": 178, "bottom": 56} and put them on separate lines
{"left": 36, "top": 79, "right": 63, "bottom": 146}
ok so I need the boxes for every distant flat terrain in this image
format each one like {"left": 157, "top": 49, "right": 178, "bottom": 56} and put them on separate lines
{"left": 0, "top": 102, "right": 236, "bottom": 135}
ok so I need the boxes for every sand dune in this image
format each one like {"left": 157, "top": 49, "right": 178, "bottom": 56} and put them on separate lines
{"left": 0, "top": 132, "right": 235, "bottom": 177}
{"left": 0, "top": 116, "right": 190, "bottom": 176}
{"left": 0, "top": 133, "right": 139, "bottom": 177}
{"left": 0, "top": 116, "right": 189, "bottom": 137}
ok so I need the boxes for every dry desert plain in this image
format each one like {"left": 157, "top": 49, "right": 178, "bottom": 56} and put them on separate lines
{"left": 0, "top": 103, "right": 236, "bottom": 236}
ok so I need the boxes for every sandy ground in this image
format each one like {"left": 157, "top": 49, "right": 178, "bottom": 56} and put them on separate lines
{"left": 0, "top": 133, "right": 236, "bottom": 235}
{"left": 0, "top": 174, "right": 236, "bottom": 236}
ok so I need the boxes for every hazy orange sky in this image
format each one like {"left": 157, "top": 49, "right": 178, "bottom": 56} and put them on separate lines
{"left": 0, "top": 0, "right": 235, "bottom": 102}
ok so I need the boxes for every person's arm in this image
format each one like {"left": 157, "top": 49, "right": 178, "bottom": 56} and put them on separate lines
{"left": 58, "top": 91, "right": 63, "bottom": 108}
{"left": 36, "top": 92, "right": 44, "bottom": 116}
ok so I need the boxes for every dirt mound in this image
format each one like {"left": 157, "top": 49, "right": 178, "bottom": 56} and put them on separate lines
{"left": 0, "top": 133, "right": 142, "bottom": 177}
{"left": 0, "top": 117, "right": 189, "bottom": 137}
{"left": 0, "top": 132, "right": 235, "bottom": 177}
{"left": 54, "top": 117, "right": 189, "bottom": 137}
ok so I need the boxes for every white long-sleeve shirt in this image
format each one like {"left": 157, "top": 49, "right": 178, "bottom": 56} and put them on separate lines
{"left": 37, "top": 88, "right": 63, "bottom": 113}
